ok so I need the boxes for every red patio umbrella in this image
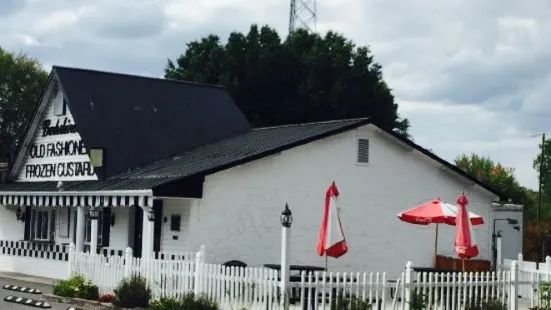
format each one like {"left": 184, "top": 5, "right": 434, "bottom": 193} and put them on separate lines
{"left": 397, "top": 198, "right": 484, "bottom": 264}
{"left": 317, "top": 182, "right": 348, "bottom": 265}
{"left": 455, "top": 193, "right": 479, "bottom": 270}
{"left": 398, "top": 199, "right": 484, "bottom": 226}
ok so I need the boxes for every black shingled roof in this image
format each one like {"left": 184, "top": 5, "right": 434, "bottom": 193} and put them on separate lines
{"left": 11, "top": 66, "right": 251, "bottom": 180}
{"left": 0, "top": 118, "right": 507, "bottom": 201}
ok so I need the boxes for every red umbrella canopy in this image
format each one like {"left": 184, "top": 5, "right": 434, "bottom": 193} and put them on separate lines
{"left": 454, "top": 193, "right": 479, "bottom": 259}
{"left": 397, "top": 199, "right": 484, "bottom": 226}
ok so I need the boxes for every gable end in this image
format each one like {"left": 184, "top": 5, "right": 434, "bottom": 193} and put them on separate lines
{"left": 9, "top": 75, "right": 98, "bottom": 182}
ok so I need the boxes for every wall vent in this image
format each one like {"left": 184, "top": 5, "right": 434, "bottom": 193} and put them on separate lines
{"left": 357, "top": 138, "right": 370, "bottom": 164}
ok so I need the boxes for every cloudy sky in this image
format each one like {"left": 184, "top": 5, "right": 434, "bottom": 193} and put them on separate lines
{"left": 1, "top": 0, "right": 548, "bottom": 190}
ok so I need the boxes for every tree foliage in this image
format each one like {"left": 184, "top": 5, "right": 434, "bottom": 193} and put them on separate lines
{"left": 454, "top": 153, "right": 535, "bottom": 214}
{"left": 454, "top": 153, "right": 544, "bottom": 259}
{"left": 0, "top": 47, "right": 48, "bottom": 162}
{"left": 165, "top": 25, "right": 410, "bottom": 136}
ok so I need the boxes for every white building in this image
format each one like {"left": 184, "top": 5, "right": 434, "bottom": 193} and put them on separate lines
{"left": 0, "top": 66, "right": 522, "bottom": 280}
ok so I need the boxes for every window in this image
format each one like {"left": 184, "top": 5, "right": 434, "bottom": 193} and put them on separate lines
{"left": 85, "top": 210, "right": 103, "bottom": 245}
{"left": 357, "top": 138, "right": 370, "bottom": 164}
{"left": 53, "top": 95, "right": 66, "bottom": 116}
{"left": 30, "top": 208, "right": 56, "bottom": 241}
{"left": 170, "top": 215, "right": 181, "bottom": 232}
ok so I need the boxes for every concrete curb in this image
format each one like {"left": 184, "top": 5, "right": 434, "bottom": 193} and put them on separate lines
{"left": 43, "top": 294, "right": 114, "bottom": 310}
{"left": 0, "top": 272, "right": 56, "bottom": 286}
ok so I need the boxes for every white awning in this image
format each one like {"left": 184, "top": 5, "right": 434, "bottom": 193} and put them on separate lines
{"left": 0, "top": 190, "right": 153, "bottom": 208}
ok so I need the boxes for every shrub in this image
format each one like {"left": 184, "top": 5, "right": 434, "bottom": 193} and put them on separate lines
{"left": 113, "top": 276, "right": 151, "bottom": 308}
{"left": 409, "top": 293, "right": 429, "bottom": 310}
{"left": 98, "top": 293, "right": 115, "bottom": 303}
{"left": 149, "top": 293, "right": 219, "bottom": 310}
{"left": 465, "top": 297, "right": 507, "bottom": 310}
{"left": 53, "top": 275, "right": 99, "bottom": 301}
{"left": 330, "top": 294, "right": 372, "bottom": 310}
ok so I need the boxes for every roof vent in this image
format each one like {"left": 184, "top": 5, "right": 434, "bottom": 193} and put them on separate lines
{"left": 357, "top": 138, "right": 370, "bottom": 164}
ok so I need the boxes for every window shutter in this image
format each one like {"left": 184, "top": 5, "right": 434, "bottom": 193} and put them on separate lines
{"left": 23, "top": 207, "right": 31, "bottom": 240}
{"left": 153, "top": 200, "right": 163, "bottom": 253}
{"left": 30, "top": 209, "right": 36, "bottom": 240}
{"left": 50, "top": 210, "right": 56, "bottom": 241}
{"left": 102, "top": 207, "right": 111, "bottom": 247}
{"left": 357, "top": 138, "right": 370, "bottom": 164}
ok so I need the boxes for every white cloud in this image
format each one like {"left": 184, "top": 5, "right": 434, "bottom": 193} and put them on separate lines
{"left": 0, "top": 0, "right": 548, "bottom": 190}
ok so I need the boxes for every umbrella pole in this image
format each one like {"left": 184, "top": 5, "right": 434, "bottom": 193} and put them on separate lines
{"left": 433, "top": 224, "right": 439, "bottom": 267}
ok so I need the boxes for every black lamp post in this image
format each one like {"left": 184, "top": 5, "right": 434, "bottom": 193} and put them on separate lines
{"left": 281, "top": 203, "right": 293, "bottom": 228}
{"left": 280, "top": 203, "right": 292, "bottom": 310}
{"left": 492, "top": 218, "right": 519, "bottom": 269}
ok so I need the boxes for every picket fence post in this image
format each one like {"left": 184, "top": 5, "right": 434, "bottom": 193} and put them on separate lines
{"left": 124, "top": 247, "right": 133, "bottom": 279}
{"left": 517, "top": 253, "right": 523, "bottom": 298}
{"left": 194, "top": 249, "right": 205, "bottom": 295}
{"left": 545, "top": 256, "right": 551, "bottom": 282}
{"left": 404, "top": 261, "right": 413, "bottom": 310}
{"left": 67, "top": 243, "right": 76, "bottom": 279}
{"left": 517, "top": 253, "right": 523, "bottom": 272}
{"left": 510, "top": 260, "right": 518, "bottom": 310}
{"left": 199, "top": 244, "right": 206, "bottom": 261}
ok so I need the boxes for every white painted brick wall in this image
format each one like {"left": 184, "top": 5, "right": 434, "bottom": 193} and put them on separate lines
{"left": 160, "top": 199, "right": 192, "bottom": 252}
{"left": 182, "top": 124, "right": 500, "bottom": 278}
{"left": 493, "top": 209, "right": 523, "bottom": 261}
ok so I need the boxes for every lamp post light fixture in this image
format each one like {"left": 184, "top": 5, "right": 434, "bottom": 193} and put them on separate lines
{"left": 281, "top": 203, "right": 293, "bottom": 228}
{"left": 147, "top": 210, "right": 155, "bottom": 221}
{"left": 89, "top": 208, "right": 99, "bottom": 220}
{"left": 15, "top": 207, "right": 24, "bottom": 221}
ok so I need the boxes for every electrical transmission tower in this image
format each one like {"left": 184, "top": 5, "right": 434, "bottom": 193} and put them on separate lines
{"left": 288, "top": 0, "right": 317, "bottom": 33}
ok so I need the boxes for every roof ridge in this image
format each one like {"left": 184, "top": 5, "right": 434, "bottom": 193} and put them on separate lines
{"left": 52, "top": 65, "right": 224, "bottom": 90}
{"left": 254, "top": 118, "right": 369, "bottom": 131}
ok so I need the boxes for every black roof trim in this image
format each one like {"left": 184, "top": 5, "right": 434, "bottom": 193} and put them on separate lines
{"left": 150, "top": 118, "right": 507, "bottom": 201}
{"left": 370, "top": 120, "right": 507, "bottom": 200}
{"left": 152, "top": 118, "right": 374, "bottom": 193}
{"left": 52, "top": 65, "right": 225, "bottom": 90}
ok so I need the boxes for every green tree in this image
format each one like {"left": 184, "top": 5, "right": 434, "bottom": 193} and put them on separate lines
{"left": 165, "top": 25, "right": 410, "bottom": 137}
{"left": 454, "top": 153, "right": 535, "bottom": 216}
{"left": 0, "top": 47, "right": 48, "bottom": 162}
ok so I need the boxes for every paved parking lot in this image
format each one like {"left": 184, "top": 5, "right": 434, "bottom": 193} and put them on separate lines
{"left": 0, "top": 277, "right": 68, "bottom": 310}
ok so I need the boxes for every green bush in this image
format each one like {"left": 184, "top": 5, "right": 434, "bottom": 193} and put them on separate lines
{"left": 149, "top": 293, "right": 219, "bottom": 310}
{"left": 330, "top": 294, "right": 372, "bottom": 310}
{"left": 409, "top": 293, "right": 429, "bottom": 310}
{"left": 113, "top": 276, "right": 151, "bottom": 308}
{"left": 465, "top": 297, "right": 507, "bottom": 310}
{"left": 530, "top": 282, "right": 551, "bottom": 310}
{"left": 53, "top": 275, "right": 99, "bottom": 300}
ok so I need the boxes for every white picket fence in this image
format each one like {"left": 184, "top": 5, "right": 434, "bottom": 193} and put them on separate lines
{"left": 504, "top": 254, "right": 551, "bottom": 309}
{"left": 69, "top": 244, "right": 529, "bottom": 310}
{"left": 396, "top": 263, "right": 513, "bottom": 310}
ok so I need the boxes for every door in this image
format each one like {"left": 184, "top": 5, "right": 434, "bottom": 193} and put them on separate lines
{"left": 133, "top": 206, "right": 143, "bottom": 258}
